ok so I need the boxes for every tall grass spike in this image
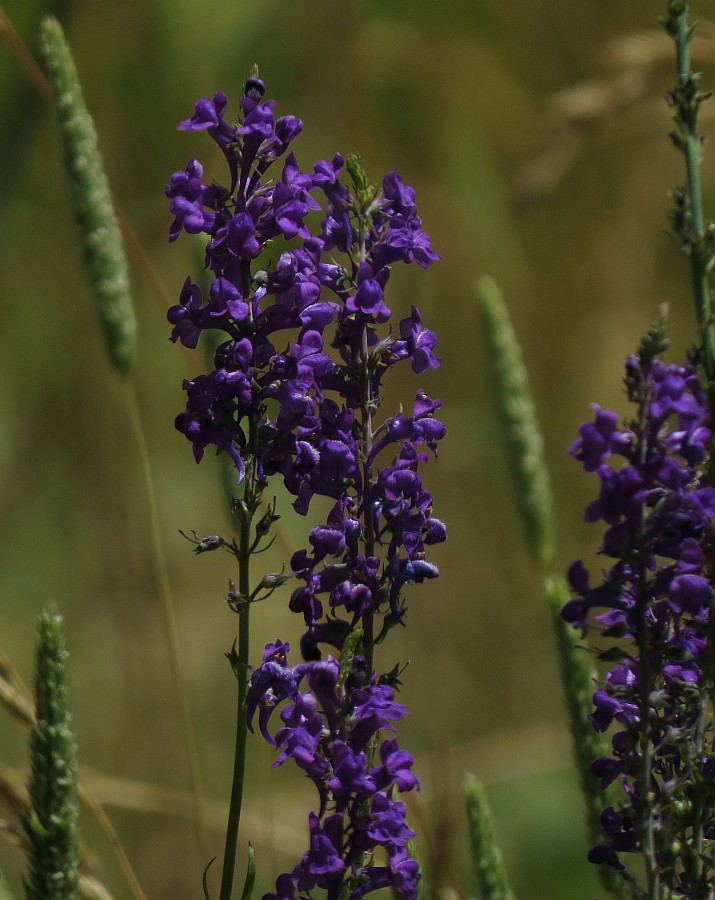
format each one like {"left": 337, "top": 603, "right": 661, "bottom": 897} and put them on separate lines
{"left": 38, "top": 17, "right": 137, "bottom": 375}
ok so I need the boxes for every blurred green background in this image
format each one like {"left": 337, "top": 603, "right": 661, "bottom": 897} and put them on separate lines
{"left": 2, "top": 0, "right": 715, "bottom": 897}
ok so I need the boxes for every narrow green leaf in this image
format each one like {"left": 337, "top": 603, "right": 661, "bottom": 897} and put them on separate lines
{"left": 202, "top": 858, "right": 217, "bottom": 900}
{"left": 239, "top": 844, "right": 256, "bottom": 900}
{"left": 339, "top": 629, "right": 364, "bottom": 689}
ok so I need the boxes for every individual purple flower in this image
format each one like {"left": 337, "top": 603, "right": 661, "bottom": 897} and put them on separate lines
{"left": 364, "top": 793, "right": 415, "bottom": 848}
{"left": 371, "top": 738, "right": 419, "bottom": 792}
{"left": 167, "top": 277, "right": 204, "bottom": 348}
{"left": 293, "top": 813, "right": 346, "bottom": 886}
{"left": 165, "top": 159, "right": 217, "bottom": 242}
{"left": 178, "top": 91, "right": 231, "bottom": 135}
{"left": 396, "top": 306, "right": 441, "bottom": 374}
{"left": 570, "top": 405, "right": 630, "bottom": 472}
{"left": 246, "top": 640, "right": 306, "bottom": 743}
{"left": 345, "top": 263, "right": 391, "bottom": 323}
{"left": 327, "top": 741, "right": 375, "bottom": 804}
{"left": 178, "top": 90, "right": 239, "bottom": 190}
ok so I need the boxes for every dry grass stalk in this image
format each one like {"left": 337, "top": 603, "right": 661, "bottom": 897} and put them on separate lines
{"left": 515, "top": 21, "right": 715, "bottom": 206}
{"left": 0, "top": 645, "right": 35, "bottom": 728}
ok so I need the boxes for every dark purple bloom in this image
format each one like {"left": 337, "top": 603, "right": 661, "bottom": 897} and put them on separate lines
{"left": 178, "top": 91, "right": 230, "bottom": 134}
{"left": 570, "top": 405, "right": 628, "bottom": 472}
{"left": 371, "top": 738, "right": 419, "bottom": 792}
{"left": 668, "top": 573, "right": 712, "bottom": 614}
{"left": 327, "top": 741, "right": 375, "bottom": 803}
{"left": 293, "top": 813, "right": 346, "bottom": 886}
{"left": 246, "top": 640, "right": 306, "bottom": 743}
{"left": 397, "top": 306, "right": 441, "bottom": 374}
{"left": 165, "top": 159, "right": 217, "bottom": 242}
{"left": 168, "top": 277, "right": 204, "bottom": 348}
{"left": 365, "top": 793, "right": 415, "bottom": 847}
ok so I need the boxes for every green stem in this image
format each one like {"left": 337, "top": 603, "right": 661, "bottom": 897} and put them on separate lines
{"left": 219, "top": 512, "right": 252, "bottom": 900}
{"left": 689, "top": 703, "right": 707, "bottom": 895}
{"left": 631, "top": 388, "right": 660, "bottom": 898}
{"left": 669, "top": 8, "right": 715, "bottom": 893}
{"left": 122, "top": 381, "right": 209, "bottom": 863}
{"left": 637, "top": 620, "right": 660, "bottom": 900}
{"left": 359, "top": 323, "right": 376, "bottom": 677}
{"left": 219, "top": 386, "right": 258, "bottom": 900}
{"left": 672, "top": 6, "right": 715, "bottom": 456}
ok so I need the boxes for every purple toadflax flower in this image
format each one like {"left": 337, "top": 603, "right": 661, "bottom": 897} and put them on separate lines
{"left": 563, "top": 345, "right": 715, "bottom": 894}
{"left": 167, "top": 74, "right": 443, "bottom": 899}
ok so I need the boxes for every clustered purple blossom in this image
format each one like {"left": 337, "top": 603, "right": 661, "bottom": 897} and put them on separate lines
{"left": 247, "top": 640, "right": 419, "bottom": 900}
{"left": 563, "top": 351, "right": 715, "bottom": 891}
{"left": 167, "top": 77, "right": 444, "bottom": 899}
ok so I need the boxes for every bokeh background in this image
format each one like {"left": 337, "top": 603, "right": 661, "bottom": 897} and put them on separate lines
{"left": 2, "top": 0, "right": 715, "bottom": 897}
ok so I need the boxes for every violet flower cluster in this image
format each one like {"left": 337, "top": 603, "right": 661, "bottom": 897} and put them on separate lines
{"left": 167, "top": 76, "right": 444, "bottom": 899}
{"left": 247, "top": 640, "right": 419, "bottom": 900}
{"left": 563, "top": 347, "right": 715, "bottom": 894}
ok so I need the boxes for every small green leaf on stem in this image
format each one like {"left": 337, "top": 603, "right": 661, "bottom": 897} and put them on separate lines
{"left": 339, "top": 629, "right": 364, "bottom": 689}
{"left": 239, "top": 844, "right": 256, "bottom": 900}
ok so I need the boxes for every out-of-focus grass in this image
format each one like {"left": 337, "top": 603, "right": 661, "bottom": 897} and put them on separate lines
{"left": 2, "top": 0, "right": 714, "bottom": 897}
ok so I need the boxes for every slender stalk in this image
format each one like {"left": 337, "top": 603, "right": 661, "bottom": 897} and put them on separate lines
{"left": 219, "top": 517, "right": 252, "bottom": 900}
{"left": 0, "top": 6, "right": 52, "bottom": 101}
{"left": 668, "top": 7, "right": 715, "bottom": 893}
{"left": 668, "top": 3, "right": 715, "bottom": 453}
{"left": 122, "top": 382, "right": 209, "bottom": 863}
{"left": 633, "top": 384, "right": 660, "bottom": 900}
{"left": 636, "top": 617, "right": 659, "bottom": 900}
{"left": 359, "top": 323, "right": 376, "bottom": 677}
{"left": 79, "top": 780, "right": 149, "bottom": 900}
{"left": 219, "top": 268, "right": 259, "bottom": 900}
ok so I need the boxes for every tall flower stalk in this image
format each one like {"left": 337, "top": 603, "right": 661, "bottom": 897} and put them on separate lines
{"left": 562, "top": 4, "right": 715, "bottom": 897}
{"left": 167, "top": 75, "right": 443, "bottom": 899}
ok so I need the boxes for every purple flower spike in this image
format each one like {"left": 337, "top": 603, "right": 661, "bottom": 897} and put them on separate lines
{"left": 168, "top": 81, "right": 439, "bottom": 900}
{"left": 563, "top": 350, "right": 715, "bottom": 879}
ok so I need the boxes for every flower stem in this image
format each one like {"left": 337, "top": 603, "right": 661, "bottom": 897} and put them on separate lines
{"left": 219, "top": 413, "right": 258, "bottom": 900}
{"left": 633, "top": 388, "right": 660, "bottom": 899}
{"left": 668, "top": 10, "right": 715, "bottom": 893}
{"left": 219, "top": 527, "right": 251, "bottom": 900}
{"left": 667, "top": 3, "right": 715, "bottom": 457}
{"left": 636, "top": 625, "right": 660, "bottom": 900}
{"left": 359, "top": 323, "right": 376, "bottom": 677}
